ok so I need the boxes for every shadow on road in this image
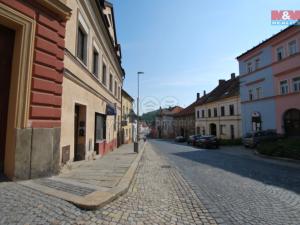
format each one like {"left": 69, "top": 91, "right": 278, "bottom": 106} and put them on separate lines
{"left": 172, "top": 149, "right": 300, "bottom": 194}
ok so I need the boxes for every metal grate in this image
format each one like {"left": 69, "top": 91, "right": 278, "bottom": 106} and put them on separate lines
{"left": 35, "top": 179, "right": 96, "bottom": 196}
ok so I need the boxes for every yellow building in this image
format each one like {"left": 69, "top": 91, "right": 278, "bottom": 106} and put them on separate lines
{"left": 121, "top": 90, "right": 134, "bottom": 144}
{"left": 195, "top": 75, "right": 242, "bottom": 140}
{"left": 60, "top": 0, "right": 124, "bottom": 163}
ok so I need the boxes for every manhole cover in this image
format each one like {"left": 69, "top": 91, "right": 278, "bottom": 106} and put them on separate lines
{"left": 161, "top": 165, "right": 171, "bottom": 168}
{"left": 34, "top": 179, "right": 96, "bottom": 196}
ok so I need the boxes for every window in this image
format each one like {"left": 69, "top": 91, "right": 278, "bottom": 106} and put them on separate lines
{"left": 92, "top": 50, "right": 99, "bottom": 77}
{"left": 280, "top": 80, "right": 289, "bottom": 94}
{"left": 220, "top": 125, "right": 226, "bottom": 135}
{"left": 95, "top": 113, "right": 106, "bottom": 141}
{"left": 247, "top": 62, "right": 252, "bottom": 73}
{"left": 197, "top": 110, "right": 200, "bottom": 119}
{"left": 201, "top": 110, "right": 205, "bottom": 118}
{"left": 229, "top": 105, "right": 234, "bottom": 116}
{"left": 249, "top": 89, "right": 253, "bottom": 101}
{"left": 256, "top": 87, "right": 262, "bottom": 99}
{"left": 292, "top": 77, "right": 300, "bottom": 92}
{"left": 288, "top": 40, "right": 297, "bottom": 55}
{"left": 208, "top": 109, "right": 211, "bottom": 118}
{"left": 277, "top": 46, "right": 284, "bottom": 61}
{"left": 114, "top": 81, "right": 117, "bottom": 96}
{"left": 214, "top": 108, "right": 217, "bottom": 117}
{"left": 77, "top": 26, "right": 87, "bottom": 64}
{"left": 109, "top": 74, "right": 113, "bottom": 92}
{"left": 118, "top": 86, "right": 121, "bottom": 100}
{"left": 221, "top": 106, "right": 225, "bottom": 116}
{"left": 102, "top": 63, "right": 107, "bottom": 85}
{"left": 255, "top": 58, "right": 260, "bottom": 70}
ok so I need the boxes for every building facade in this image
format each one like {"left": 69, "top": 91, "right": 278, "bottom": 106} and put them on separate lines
{"left": 195, "top": 75, "right": 242, "bottom": 139}
{"left": 0, "top": 0, "right": 71, "bottom": 179}
{"left": 237, "top": 24, "right": 300, "bottom": 136}
{"left": 61, "top": 0, "right": 124, "bottom": 163}
{"left": 155, "top": 106, "right": 183, "bottom": 138}
{"left": 173, "top": 98, "right": 198, "bottom": 138}
{"left": 121, "top": 89, "right": 134, "bottom": 144}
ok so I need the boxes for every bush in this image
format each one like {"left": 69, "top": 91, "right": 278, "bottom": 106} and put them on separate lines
{"left": 257, "top": 138, "right": 300, "bottom": 160}
{"left": 219, "top": 138, "right": 242, "bottom": 146}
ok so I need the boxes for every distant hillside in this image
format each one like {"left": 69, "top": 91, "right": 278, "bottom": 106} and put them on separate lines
{"left": 141, "top": 109, "right": 159, "bottom": 124}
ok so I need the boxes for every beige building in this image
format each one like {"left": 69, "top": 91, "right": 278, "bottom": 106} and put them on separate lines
{"left": 121, "top": 89, "right": 134, "bottom": 144}
{"left": 61, "top": 0, "right": 124, "bottom": 162}
{"left": 195, "top": 74, "right": 242, "bottom": 139}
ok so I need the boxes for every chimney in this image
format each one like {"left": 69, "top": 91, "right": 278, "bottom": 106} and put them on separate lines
{"left": 203, "top": 90, "right": 206, "bottom": 96}
{"left": 231, "top": 73, "right": 236, "bottom": 79}
{"left": 219, "top": 79, "right": 226, "bottom": 85}
{"left": 196, "top": 93, "right": 200, "bottom": 100}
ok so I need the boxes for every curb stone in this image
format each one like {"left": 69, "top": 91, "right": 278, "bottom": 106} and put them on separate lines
{"left": 20, "top": 142, "right": 147, "bottom": 210}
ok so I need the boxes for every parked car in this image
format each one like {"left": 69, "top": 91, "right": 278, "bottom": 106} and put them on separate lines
{"left": 175, "top": 136, "right": 186, "bottom": 142}
{"left": 187, "top": 135, "right": 202, "bottom": 145}
{"left": 195, "top": 135, "right": 219, "bottom": 149}
{"left": 243, "top": 130, "right": 280, "bottom": 148}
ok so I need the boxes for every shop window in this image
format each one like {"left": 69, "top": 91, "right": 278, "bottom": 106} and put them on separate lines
{"left": 95, "top": 113, "right": 106, "bottom": 141}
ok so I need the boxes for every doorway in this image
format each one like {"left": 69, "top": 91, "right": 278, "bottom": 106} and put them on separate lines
{"left": 209, "top": 123, "right": 217, "bottom": 136}
{"left": 284, "top": 109, "right": 300, "bottom": 136}
{"left": 74, "top": 104, "right": 86, "bottom": 161}
{"left": 0, "top": 25, "right": 15, "bottom": 175}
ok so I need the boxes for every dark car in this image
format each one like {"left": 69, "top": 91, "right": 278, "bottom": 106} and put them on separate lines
{"left": 242, "top": 130, "right": 280, "bottom": 148}
{"left": 175, "top": 136, "right": 186, "bottom": 142}
{"left": 195, "top": 135, "right": 219, "bottom": 149}
{"left": 187, "top": 135, "right": 202, "bottom": 145}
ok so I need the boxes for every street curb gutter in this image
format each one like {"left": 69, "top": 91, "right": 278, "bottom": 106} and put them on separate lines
{"left": 20, "top": 142, "right": 147, "bottom": 210}
{"left": 254, "top": 150, "right": 300, "bottom": 164}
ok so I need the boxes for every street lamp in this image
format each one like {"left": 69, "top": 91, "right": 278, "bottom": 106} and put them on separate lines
{"left": 134, "top": 71, "right": 144, "bottom": 153}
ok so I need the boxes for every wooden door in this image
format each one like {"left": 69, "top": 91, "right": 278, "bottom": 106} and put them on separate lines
{"left": 0, "top": 25, "right": 15, "bottom": 173}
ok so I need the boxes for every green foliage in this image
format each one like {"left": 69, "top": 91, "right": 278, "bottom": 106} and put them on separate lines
{"left": 141, "top": 109, "right": 159, "bottom": 124}
{"left": 257, "top": 138, "right": 300, "bottom": 160}
{"left": 219, "top": 139, "right": 242, "bottom": 146}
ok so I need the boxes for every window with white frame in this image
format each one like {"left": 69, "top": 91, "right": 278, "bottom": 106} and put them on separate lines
{"left": 256, "top": 87, "right": 262, "bottom": 99}
{"left": 277, "top": 46, "right": 284, "bottom": 61}
{"left": 247, "top": 62, "right": 252, "bottom": 73}
{"left": 280, "top": 80, "right": 289, "bottom": 94}
{"left": 196, "top": 110, "right": 200, "bottom": 119}
{"left": 292, "top": 77, "right": 300, "bottom": 92}
{"left": 77, "top": 14, "right": 89, "bottom": 65}
{"left": 288, "top": 40, "right": 297, "bottom": 55}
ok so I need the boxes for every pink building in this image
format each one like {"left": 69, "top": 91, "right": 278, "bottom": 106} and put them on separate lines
{"left": 272, "top": 25, "right": 300, "bottom": 136}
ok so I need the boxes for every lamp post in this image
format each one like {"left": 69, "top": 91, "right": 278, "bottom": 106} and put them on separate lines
{"left": 134, "top": 71, "right": 144, "bottom": 153}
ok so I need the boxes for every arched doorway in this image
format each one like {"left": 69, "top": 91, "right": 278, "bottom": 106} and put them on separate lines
{"left": 209, "top": 123, "right": 217, "bottom": 136}
{"left": 284, "top": 109, "right": 300, "bottom": 136}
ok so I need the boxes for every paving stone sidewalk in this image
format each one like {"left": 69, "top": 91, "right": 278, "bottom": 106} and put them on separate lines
{"left": 0, "top": 143, "right": 217, "bottom": 225}
{"left": 20, "top": 142, "right": 144, "bottom": 208}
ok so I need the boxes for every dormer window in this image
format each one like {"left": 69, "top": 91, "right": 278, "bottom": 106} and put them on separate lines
{"left": 277, "top": 46, "right": 284, "bottom": 61}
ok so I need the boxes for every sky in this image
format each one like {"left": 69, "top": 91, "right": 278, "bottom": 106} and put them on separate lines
{"left": 110, "top": 0, "right": 299, "bottom": 114}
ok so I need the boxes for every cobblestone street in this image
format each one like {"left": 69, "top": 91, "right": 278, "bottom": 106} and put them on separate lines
{"left": 151, "top": 140, "right": 300, "bottom": 225}
{"left": 0, "top": 145, "right": 216, "bottom": 225}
